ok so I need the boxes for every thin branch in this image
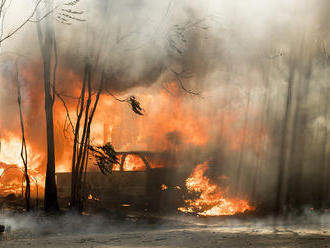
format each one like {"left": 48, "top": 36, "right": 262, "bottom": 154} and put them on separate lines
{"left": 64, "top": 0, "right": 80, "bottom": 6}
{"left": 169, "top": 68, "right": 201, "bottom": 96}
{"left": 61, "top": 8, "right": 83, "bottom": 15}
{"left": 59, "top": 13, "right": 85, "bottom": 22}
{"left": 105, "top": 89, "right": 126, "bottom": 102}
{"left": 105, "top": 89, "right": 144, "bottom": 115}
{"left": 55, "top": 90, "right": 75, "bottom": 135}
{"left": 0, "top": 0, "right": 43, "bottom": 44}
{"left": 16, "top": 61, "right": 30, "bottom": 211}
{"left": 28, "top": 6, "right": 57, "bottom": 23}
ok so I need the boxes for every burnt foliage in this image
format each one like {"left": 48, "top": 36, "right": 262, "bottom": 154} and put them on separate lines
{"left": 89, "top": 142, "right": 119, "bottom": 175}
{"left": 128, "top": 96, "right": 144, "bottom": 115}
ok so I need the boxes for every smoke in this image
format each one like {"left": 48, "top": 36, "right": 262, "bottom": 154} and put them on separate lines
{"left": 0, "top": 0, "right": 329, "bottom": 212}
{"left": 0, "top": 211, "right": 329, "bottom": 242}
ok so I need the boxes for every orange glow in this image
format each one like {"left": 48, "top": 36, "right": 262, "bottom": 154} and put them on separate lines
{"left": 0, "top": 135, "right": 43, "bottom": 197}
{"left": 96, "top": 82, "right": 211, "bottom": 153}
{"left": 112, "top": 154, "right": 161, "bottom": 171}
{"left": 0, "top": 63, "right": 268, "bottom": 201}
{"left": 178, "top": 162, "right": 255, "bottom": 216}
{"left": 122, "top": 155, "right": 146, "bottom": 171}
{"left": 88, "top": 194, "right": 100, "bottom": 201}
{"left": 161, "top": 184, "right": 168, "bottom": 190}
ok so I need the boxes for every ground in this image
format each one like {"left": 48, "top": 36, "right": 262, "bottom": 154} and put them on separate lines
{"left": 0, "top": 212, "right": 329, "bottom": 247}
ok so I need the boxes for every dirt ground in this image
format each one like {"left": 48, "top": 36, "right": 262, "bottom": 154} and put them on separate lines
{"left": 0, "top": 212, "right": 329, "bottom": 248}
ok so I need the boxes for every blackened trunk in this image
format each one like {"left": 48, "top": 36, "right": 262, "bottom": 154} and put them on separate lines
{"left": 16, "top": 65, "right": 31, "bottom": 211}
{"left": 37, "top": 3, "right": 59, "bottom": 212}
{"left": 44, "top": 99, "right": 59, "bottom": 211}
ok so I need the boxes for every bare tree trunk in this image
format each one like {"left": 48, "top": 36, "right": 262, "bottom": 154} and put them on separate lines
{"left": 70, "top": 66, "right": 104, "bottom": 212}
{"left": 37, "top": 4, "right": 59, "bottom": 212}
{"left": 285, "top": 59, "right": 311, "bottom": 213}
{"left": 16, "top": 63, "right": 30, "bottom": 211}
{"left": 274, "top": 58, "right": 296, "bottom": 216}
{"left": 71, "top": 64, "right": 89, "bottom": 209}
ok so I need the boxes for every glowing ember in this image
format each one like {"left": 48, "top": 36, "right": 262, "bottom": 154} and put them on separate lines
{"left": 178, "top": 162, "right": 255, "bottom": 216}
{"left": 88, "top": 194, "right": 100, "bottom": 201}
{"left": 161, "top": 184, "right": 168, "bottom": 190}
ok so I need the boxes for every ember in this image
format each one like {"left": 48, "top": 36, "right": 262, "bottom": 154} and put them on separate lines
{"left": 161, "top": 184, "right": 168, "bottom": 190}
{"left": 179, "top": 162, "right": 255, "bottom": 216}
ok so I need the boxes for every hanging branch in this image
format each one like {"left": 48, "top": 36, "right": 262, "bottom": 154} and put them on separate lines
{"left": 106, "top": 89, "right": 145, "bottom": 115}
{"left": 56, "top": 1, "right": 84, "bottom": 25}
{"left": 169, "top": 68, "right": 201, "bottom": 96}
{"left": 89, "top": 142, "right": 119, "bottom": 175}
{"left": 64, "top": 0, "right": 80, "bottom": 6}
{"left": 166, "top": 17, "right": 213, "bottom": 96}
{"left": 55, "top": 90, "right": 75, "bottom": 135}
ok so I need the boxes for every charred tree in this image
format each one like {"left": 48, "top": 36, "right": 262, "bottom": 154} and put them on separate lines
{"left": 285, "top": 56, "right": 312, "bottom": 213}
{"left": 16, "top": 63, "right": 30, "bottom": 211}
{"left": 274, "top": 54, "right": 296, "bottom": 216}
{"left": 36, "top": 3, "right": 59, "bottom": 212}
{"left": 70, "top": 65, "right": 104, "bottom": 211}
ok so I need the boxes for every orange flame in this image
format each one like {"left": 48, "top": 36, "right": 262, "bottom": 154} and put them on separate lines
{"left": 0, "top": 67, "right": 268, "bottom": 199}
{"left": 161, "top": 184, "right": 168, "bottom": 190}
{"left": 178, "top": 162, "right": 255, "bottom": 216}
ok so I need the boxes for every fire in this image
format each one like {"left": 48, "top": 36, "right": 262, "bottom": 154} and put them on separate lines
{"left": 178, "top": 162, "right": 255, "bottom": 216}
{"left": 112, "top": 154, "right": 147, "bottom": 171}
{"left": 87, "top": 194, "right": 99, "bottom": 201}
{"left": 112, "top": 154, "right": 164, "bottom": 171}
{"left": 96, "top": 82, "right": 212, "bottom": 153}
{"left": 122, "top": 155, "right": 146, "bottom": 171}
{"left": 161, "top": 184, "right": 168, "bottom": 190}
{"left": 0, "top": 137, "right": 25, "bottom": 168}
{"left": 0, "top": 64, "right": 268, "bottom": 199}
{"left": 0, "top": 136, "right": 43, "bottom": 197}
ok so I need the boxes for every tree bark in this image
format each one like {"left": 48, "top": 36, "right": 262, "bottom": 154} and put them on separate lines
{"left": 37, "top": 3, "right": 59, "bottom": 212}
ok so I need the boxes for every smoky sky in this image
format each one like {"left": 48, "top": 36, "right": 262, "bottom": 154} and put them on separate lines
{"left": 0, "top": 0, "right": 322, "bottom": 95}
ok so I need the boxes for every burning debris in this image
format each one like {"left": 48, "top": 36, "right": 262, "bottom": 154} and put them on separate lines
{"left": 179, "top": 162, "right": 255, "bottom": 216}
{"left": 161, "top": 184, "right": 168, "bottom": 191}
